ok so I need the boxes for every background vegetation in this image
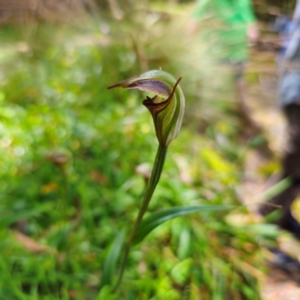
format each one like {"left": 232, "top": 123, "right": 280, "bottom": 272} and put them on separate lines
{"left": 0, "top": 1, "right": 284, "bottom": 299}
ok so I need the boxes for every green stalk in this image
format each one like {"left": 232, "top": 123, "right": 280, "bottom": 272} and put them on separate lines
{"left": 113, "top": 143, "right": 168, "bottom": 291}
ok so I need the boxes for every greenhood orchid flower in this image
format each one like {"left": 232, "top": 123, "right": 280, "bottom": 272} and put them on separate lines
{"left": 108, "top": 70, "right": 185, "bottom": 146}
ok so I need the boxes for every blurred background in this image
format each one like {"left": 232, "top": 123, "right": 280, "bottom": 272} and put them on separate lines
{"left": 0, "top": 0, "right": 299, "bottom": 299}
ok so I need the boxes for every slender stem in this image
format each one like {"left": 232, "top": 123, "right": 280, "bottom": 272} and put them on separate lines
{"left": 113, "top": 143, "right": 168, "bottom": 291}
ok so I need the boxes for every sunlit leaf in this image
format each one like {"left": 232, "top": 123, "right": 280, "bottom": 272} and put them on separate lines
{"left": 259, "top": 177, "right": 292, "bottom": 201}
{"left": 170, "top": 258, "right": 193, "bottom": 285}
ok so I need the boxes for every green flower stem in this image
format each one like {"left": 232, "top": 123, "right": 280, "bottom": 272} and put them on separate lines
{"left": 113, "top": 143, "right": 168, "bottom": 291}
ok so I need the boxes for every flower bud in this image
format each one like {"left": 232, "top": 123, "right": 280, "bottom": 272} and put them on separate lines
{"left": 108, "top": 70, "right": 185, "bottom": 146}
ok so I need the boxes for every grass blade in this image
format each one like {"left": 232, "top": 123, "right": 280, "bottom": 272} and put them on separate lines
{"left": 0, "top": 203, "right": 51, "bottom": 228}
{"left": 100, "top": 229, "right": 126, "bottom": 289}
{"left": 133, "top": 205, "right": 234, "bottom": 245}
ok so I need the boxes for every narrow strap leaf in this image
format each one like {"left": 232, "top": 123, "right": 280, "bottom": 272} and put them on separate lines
{"left": 100, "top": 229, "right": 126, "bottom": 289}
{"left": 132, "top": 205, "right": 234, "bottom": 245}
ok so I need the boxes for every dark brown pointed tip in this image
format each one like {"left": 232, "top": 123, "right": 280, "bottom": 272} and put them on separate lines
{"left": 107, "top": 76, "right": 136, "bottom": 90}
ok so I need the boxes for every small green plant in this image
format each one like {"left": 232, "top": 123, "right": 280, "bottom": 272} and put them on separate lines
{"left": 105, "top": 70, "right": 185, "bottom": 291}
{"left": 100, "top": 70, "right": 233, "bottom": 293}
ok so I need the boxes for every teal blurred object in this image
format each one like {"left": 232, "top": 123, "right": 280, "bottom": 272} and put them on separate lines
{"left": 193, "top": 0, "right": 257, "bottom": 62}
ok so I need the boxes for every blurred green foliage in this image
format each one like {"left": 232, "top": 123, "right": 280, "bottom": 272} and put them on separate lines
{"left": 0, "top": 3, "right": 275, "bottom": 299}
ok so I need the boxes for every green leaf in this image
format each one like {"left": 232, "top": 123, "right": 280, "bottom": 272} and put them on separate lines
{"left": 259, "top": 177, "right": 292, "bottom": 201}
{"left": 96, "top": 285, "right": 118, "bottom": 300}
{"left": 0, "top": 203, "right": 52, "bottom": 228}
{"left": 133, "top": 205, "right": 234, "bottom": 245}
{"left": 100, "top": 229, "right": 126, "bottom": 289}
{"left": 170, "top": 258, "right": 193, "bottom": 285}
